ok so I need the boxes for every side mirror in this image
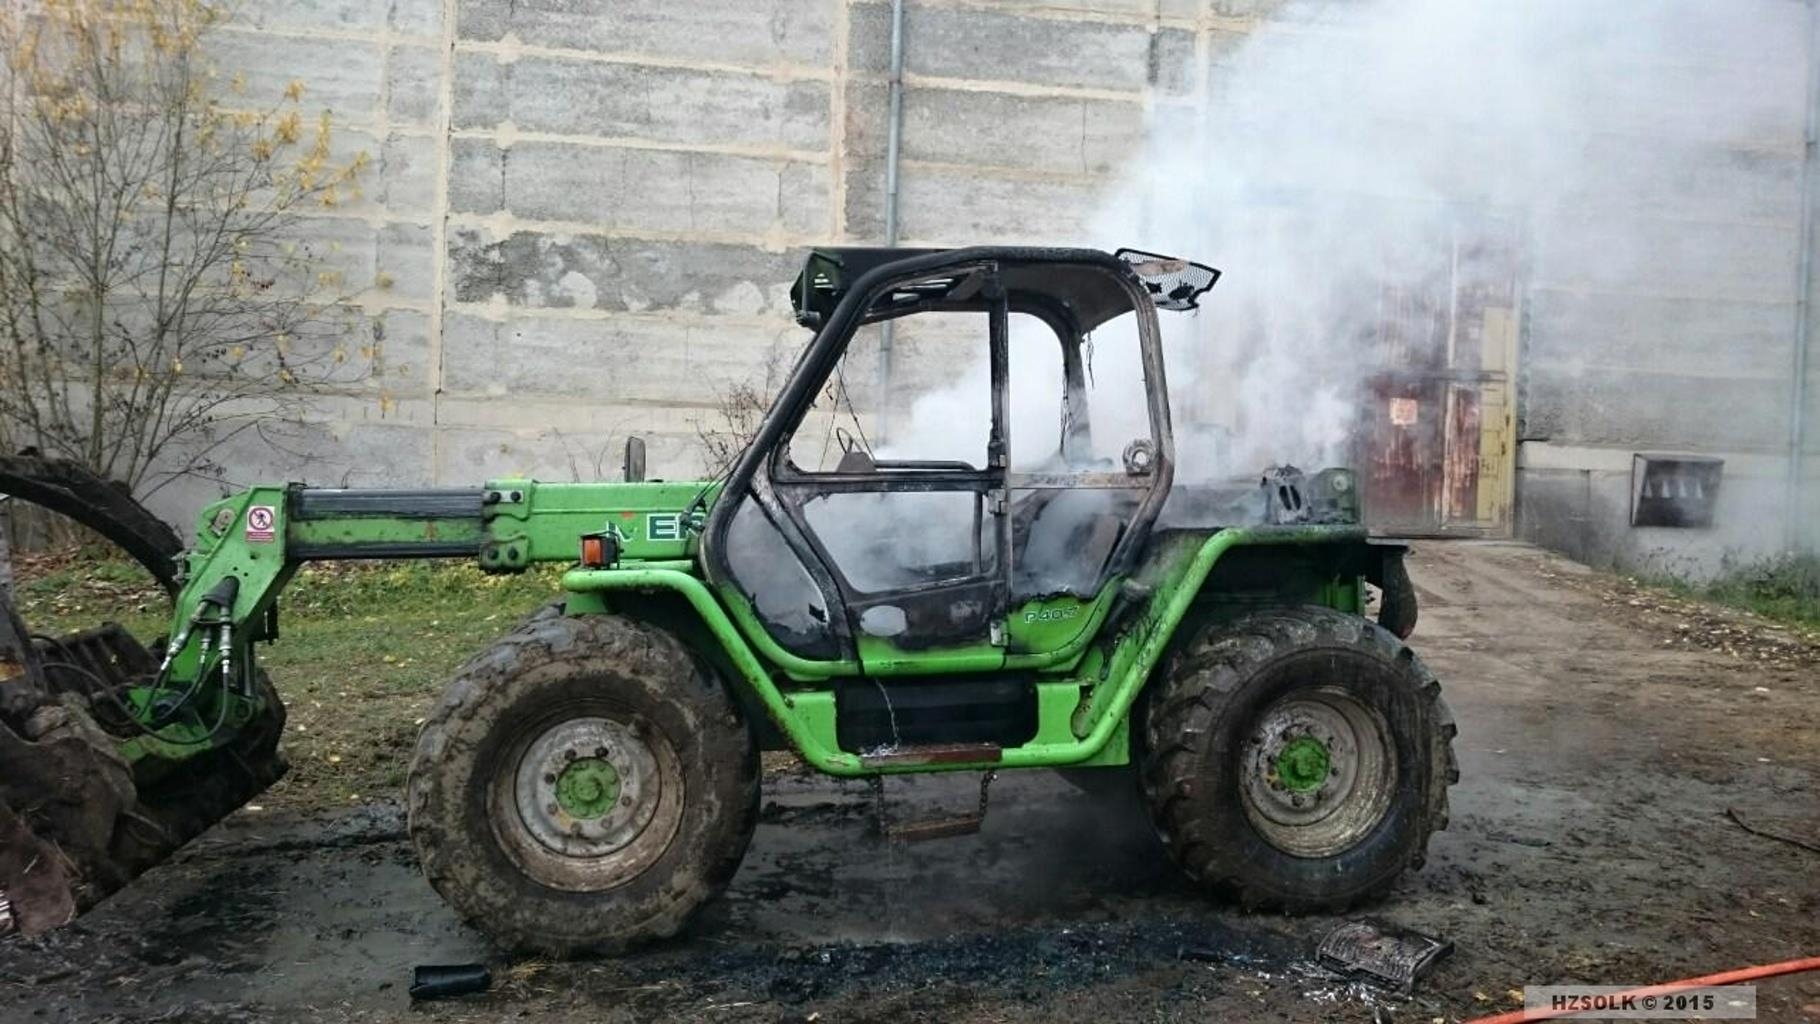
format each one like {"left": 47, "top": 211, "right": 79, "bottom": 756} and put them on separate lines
{"left": 623, "top": 436, "right": 647, "bottom": 483}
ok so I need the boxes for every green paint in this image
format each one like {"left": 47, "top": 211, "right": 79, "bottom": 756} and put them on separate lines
{"left": 1069, "top": 715, "right": 1132, "bottom": 767}
{"left": 114, "top": 684, "right": 261, "bottom": 768}
{"left": 479, "top": 478, "right": 720, "bottom": 567}
{"left": 717, "top": 586, "right": 860, "bottom": 680}
{"left": 145, "top": 475, "right": 1381, "bottom": 784}
{"left": 787, "top": 689, "right": 840, "bottom": 755}
{"left": 854, "top": 633, "right": 1005, "bottom": 675}
{"left": 1005, "top": 592, "right": 1102, "bottom": 657}
{"left": 561, "top": 524, "right": 1369, "bottom": 776}
{"left": 556, "top": 758, "right": 621, "bottom": 818}
{"left": 1276, "top": 736, "right": 1331, "bottom": 791}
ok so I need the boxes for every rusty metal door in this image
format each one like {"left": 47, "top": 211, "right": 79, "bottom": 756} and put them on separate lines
{"left": 1354, "top": 219, "right": 1518, "bottom": 536}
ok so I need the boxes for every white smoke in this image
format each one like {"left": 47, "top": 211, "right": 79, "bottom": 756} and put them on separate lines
{"left": 885, "top": 0, "right": 1800, "bottom": 489}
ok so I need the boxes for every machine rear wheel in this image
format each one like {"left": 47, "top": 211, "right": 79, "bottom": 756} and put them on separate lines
{"left": 408, "top": 610, "right": 758, "bottom": 956}
{"left": 1140, "top": 605, "right": 1456, "bottom": 911}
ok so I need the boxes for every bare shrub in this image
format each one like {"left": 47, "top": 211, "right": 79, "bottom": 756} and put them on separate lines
{"left": 0, "top": 0, "right": 373, "bottom": 498}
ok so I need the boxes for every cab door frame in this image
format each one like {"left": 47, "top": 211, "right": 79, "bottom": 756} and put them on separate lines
{"left": 763, "top": 261, "right": 1013, "bottom": 659}
{"left": 701, "top": 247, "right": 1182, "bottom": 672}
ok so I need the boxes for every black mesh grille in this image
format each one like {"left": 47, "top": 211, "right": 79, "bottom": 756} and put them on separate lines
{"left": 1115, "top": 248, "right": 1221, "bottom": 311}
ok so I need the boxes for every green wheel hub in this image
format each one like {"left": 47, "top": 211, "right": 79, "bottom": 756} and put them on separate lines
{"left": 504, "top": 715, "right": 685, "bottom": 891}
{"left": 555, "top": 757, "right": 621, "bottom": 819}
{"left": 1239, "top": 688, "right": 1398, "bottom": 858}
{"left": 1275, "top": 736, "right": 1331, "bottom": 792}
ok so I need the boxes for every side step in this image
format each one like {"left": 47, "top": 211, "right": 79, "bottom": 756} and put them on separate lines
{"left": 870, "top": 767, "right": 997, "bottom": 842}
{"left": 858, "top": 741, "right": 1002, "bottom": 770}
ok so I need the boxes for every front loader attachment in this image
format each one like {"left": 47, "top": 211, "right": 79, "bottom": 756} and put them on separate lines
{"left": 0, "top": 457, "right": 287, "bottom": 937}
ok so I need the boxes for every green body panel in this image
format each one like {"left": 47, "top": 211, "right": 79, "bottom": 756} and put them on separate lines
{"left": 853, "top": 635, "right": 1006, "bottom": 676}
{"left": 144, "top": 476, "right": 1371, "bottom": 779}
{"left": 179, "top": 485, "right": 299, "bottom": 628}
{"left": 717, "top": 587, "right": 860, "bottom": 681}
{"left": 475, "top": 479, "right": 718, "bottom": 570}
{"left": 561, "top": 522, "right": 1367, "bottom": 776}
{"left": 841, "top": 590, "right": 1118, "bottom": 677}
{"left": 1005, "top": 592, "right": 1108, "bottom": 659}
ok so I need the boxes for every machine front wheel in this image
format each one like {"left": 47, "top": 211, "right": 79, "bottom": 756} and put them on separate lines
{"left": 1140, "top": 605, "right": 1456, "bottom": 911}
{"left": 407, "top": 610, "right": 757, "bottom": 956}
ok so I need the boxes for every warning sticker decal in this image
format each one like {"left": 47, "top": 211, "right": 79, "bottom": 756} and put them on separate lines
{"left": 246, "top": 505, "right": 276, "bottom": 543}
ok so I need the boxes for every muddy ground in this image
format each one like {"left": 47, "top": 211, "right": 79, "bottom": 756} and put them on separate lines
{"left": 4, "top": 541, "right": 1818, "bottom": 1023}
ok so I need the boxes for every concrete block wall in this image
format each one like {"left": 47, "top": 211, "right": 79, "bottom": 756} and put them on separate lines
{"left": 1512, "top": 0, "right": 1820, "bottom": 573}
{"left": 164, "top": 0, "right": 1238, "bottom": 523}
{"left": 170, "top": 0, "right": 1818, "bottom": 578}
{"left": 439, "top": 0, "right": 833, "bottom": 487}
{"left": 165, "top": 0, "right": 453, "bottom": 516}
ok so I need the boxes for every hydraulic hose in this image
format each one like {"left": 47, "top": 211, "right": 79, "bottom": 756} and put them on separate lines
{"left": 1462, "top": 955, "right": 1820, "bottom": 1024}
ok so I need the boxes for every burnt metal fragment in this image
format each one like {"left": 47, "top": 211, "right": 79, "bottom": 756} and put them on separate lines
{"left": 1315, "top": 919, "right": 1453, "bottom": 993}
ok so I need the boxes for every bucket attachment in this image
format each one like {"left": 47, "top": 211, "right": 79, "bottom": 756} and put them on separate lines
{"left": 0, "top": 456, "right": 288, "bottom": 937}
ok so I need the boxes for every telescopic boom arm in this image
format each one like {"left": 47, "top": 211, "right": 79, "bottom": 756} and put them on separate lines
{"left": 137, "top": 479, "right": 713, "bottom": 761}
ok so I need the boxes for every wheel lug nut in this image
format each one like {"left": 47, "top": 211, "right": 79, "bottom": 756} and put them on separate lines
{"left": 564, "top": 749, "right": 577, "bottom": 761}
{"left": 1290, "top": 794, "right": 1304, "bottom": 808}
{"left": 546, "top": 802, "right": 559, "bottom": 814}
{"left": 543, "top": 772, "right": 556, "bottom": 783}
{"left": 595, "top": 745, "right": 609, "bottom": 758}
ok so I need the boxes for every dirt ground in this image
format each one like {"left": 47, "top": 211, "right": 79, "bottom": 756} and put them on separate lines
{"left": 3, "top": 540, "right": 1818, "bottom": 1023}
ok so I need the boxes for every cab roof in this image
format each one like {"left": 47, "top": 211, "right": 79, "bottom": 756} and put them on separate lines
{"left": 788, "top": 246, "right": 1220, "bottom": 334}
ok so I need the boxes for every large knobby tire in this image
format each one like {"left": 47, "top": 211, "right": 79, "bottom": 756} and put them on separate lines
{"left": 407, "top": 609, "right": 758, "bottom": 956}
{"left": 1140, "top": 605, "right": 1456, "bottom": 911}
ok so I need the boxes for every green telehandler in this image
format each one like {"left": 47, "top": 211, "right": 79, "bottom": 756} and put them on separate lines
{"left": 0, "top": 246, "right": 1453, "bottom": 954}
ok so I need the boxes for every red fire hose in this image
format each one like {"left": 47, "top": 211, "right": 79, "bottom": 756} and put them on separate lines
{"left": 1462, "top": 955, "right": 1820, "bottom": 1024}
